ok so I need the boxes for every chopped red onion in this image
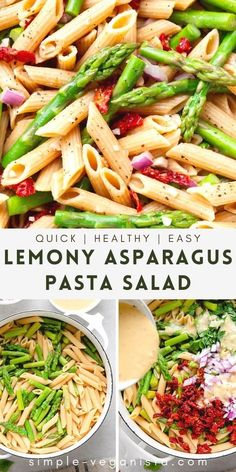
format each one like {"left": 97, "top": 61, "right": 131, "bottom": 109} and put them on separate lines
{"left": 132, "top": 151, "right": 153, "bottom": 171}
{"left": 183, "top": 376, "right": 197, "bottom": 387}
{"left": 174, "top": 73, "right": 195, "bottom": 81}
{"left": 1, "top": 88, "right": 25, "bottom": 106}
{"left": 142, "top": 57, "right": 167, "bottom": 81}
{"left": 112, "top": 128, "right": 121, "bottom": 136}
{"left": 60, "top": 13, "right": 72, "bottom": 24}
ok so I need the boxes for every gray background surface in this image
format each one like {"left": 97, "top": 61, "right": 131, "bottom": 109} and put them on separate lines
{"left": 0, "top": 299, "right": 116, "bottom": 471}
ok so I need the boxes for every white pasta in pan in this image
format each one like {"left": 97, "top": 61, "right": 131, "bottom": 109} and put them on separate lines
{"left": 0, "top": 0, "right": 235, "bottom": 228}
{"left": 0, "top": 316, "right": 107, "bottom": 454}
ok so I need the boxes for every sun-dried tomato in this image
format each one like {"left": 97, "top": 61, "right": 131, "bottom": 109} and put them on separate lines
{"left": 170, "top": 436, "right": 190, "bottom": 453}
{"left": 112, "top": 112, "right": 143, "bottom": 136}
{"left": 159, "top": 33, "right": 171, "bottom": 51}
{"left": 130, "top": 0, "right": 141, "bottom": 10}
{"left": 94, "top": 83, "right": 115, "bottom": 114}
{"left": 24, "top": 16, "right": 34, "bottom": 28}
{"left": 24, "top": 202, "right": 59, "bottom": 228}
{"left": 197, "top": 444, "right": 212, "bottom": 454}
{"left": 130, "top": 189, "right": 143, "bottom": 212}
{"left": 0, "top": 47, "right": 35, "bottom": 64}
{"left": 141, "top": 166, "right": 197, "bottom": 188}
{"left": 176, "top": 37, "right": 192, "bottom": 54}
{"left": 8, "top": 178, "right": 35, "bottom": 197}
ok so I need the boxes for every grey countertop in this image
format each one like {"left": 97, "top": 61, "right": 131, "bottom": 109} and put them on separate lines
{"left": 0, "top": 299, "right": 116, "bottom": 472}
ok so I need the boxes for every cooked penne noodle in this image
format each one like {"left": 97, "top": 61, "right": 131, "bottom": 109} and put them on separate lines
{"left": 188, "top": 181, "right": 236, "bottom": 206}
{"left": 18, "top": 0, "right": 46, "bottom": 19}
{"left": 174, "top": 0, "right": 195, "bottom": 9}
{"left": 39, "top": 0, "right": 116, "bottom": 60}
{"left": 24, "top": 65, "right": 75, "bottom": 88}
{"left": 35, "top": 158, "right": 61, "bottom": 191}
{"left": 2, "top": 138, "right": 61, "bottom": 186}
{"left": 130, "top": 173, "right": 215, "bottom": 220}
{"left": 0, "top": 111, "right": 9, "bottom": 159}
{"left": 100, "top": 167, "right": 132, "bottom": 206}
{"left": 0, "top": 194, "right": 9, "bottom": 228}
{"left": 0, "top": 61, "right": 29, "bottom": 98}
{"left": 138, "top": 19, "right": 181, "bottom": 42}
{"left": 124, "top": 95, "right": 189, "bottom": 116}
{"left": 87, "top": 102, "right": 132, "bottom": 184}
{"left": 139, "top": 1, "right": 175, "bottom": 19}
{"left": 57, "top": 187, "right": 137, "bottom": 215}
{"left": 13, "top": 0, "right": 63, "bottom": 52}
{"left": 36, "top": 91, "right": 94, "bottom": 137}
{"left": 77, "top": 10, "right": 137, "bottom": 67}
{"left": 0, "top": 1, "right": 24, "bottom": 30}
{"left": 189, "top": 29, "right": 219, "bottom": 61}
{"left": 28, "top": 215, "right": 57, "bottom": 227}
{"left": 200, "top": 101, "right": 236, "bottom": 138}
{"left": 83, "top": 144, "right": 109, "bottom": 198}
{"left": 76, "top": 29, "right": 97, "bottom": 57}
{"left": 167, "top": 143, "right": 236, "bottom": 180}
{"left": 16, "top": 91, "right": 57, "bottom": 116}
{"left": 119, "top": 128, "right": 169, "bottom": 155}
{"left": 57, "top": 45, "right": 78, "bottom": 71}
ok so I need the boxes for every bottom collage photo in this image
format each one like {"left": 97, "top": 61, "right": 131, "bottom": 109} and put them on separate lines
{"left": 0, "top": 299, "right": 235, "bottom": 472}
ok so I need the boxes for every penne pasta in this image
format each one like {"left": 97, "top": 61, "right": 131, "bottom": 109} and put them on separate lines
{"left": 39, "top": 0, "right": 116, "bottom": 60}
{"left": 139, "top": 1, "right": 175, "bottom": 19}
{"left": 138, "top": 19, "right": 181, "bottom": 43}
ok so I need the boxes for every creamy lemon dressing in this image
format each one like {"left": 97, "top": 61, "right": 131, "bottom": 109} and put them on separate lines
{"left": 52, "top": 299, "right": 96, "bottom": 311}
{"left": 204, "top": 373, "right": 236, "bottom": 403}
{"left": 119, "top": 302, "right": 159, "bottom": 383}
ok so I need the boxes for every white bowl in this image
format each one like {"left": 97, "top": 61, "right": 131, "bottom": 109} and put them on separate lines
{"left": 0, "top": 309, "right": 113, "bottom": 460}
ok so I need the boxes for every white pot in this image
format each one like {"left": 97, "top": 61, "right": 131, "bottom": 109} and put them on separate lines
{"left": 119, "top": 301, "right": 236, "bottom": 462}
{"left": 0, "top": 309, "right": 113, "bottom": 460}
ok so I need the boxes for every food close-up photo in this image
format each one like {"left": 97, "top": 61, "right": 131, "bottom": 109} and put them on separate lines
{"left": 119, "top": 299, "right": 236, "bottom": 471}
{"left": 0, "top": 0, "right": 236, "bottom": 228}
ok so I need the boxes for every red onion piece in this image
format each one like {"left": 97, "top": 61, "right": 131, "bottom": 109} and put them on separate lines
{"left": 174, "top": 72, "right": 195, "bottom": 81}
{"left": 60, "top": 13, "right": 72, "bottom": 24}
{"left": 142, "top": 57, "right": 167, "bottom": 81}
{"left": 112, "top": 128, "right": 121, "bottom": 136}
{"left": 1, "top": 88, "right": 25, "bottom": 106}
{"left": 132, "top": 151, "right": 153, "bottom": 170}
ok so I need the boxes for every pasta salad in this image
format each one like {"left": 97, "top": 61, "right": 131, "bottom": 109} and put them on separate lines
{"left": 0, "top": 0, "right": 236, "bottom": 228}
{"left": 123, "top": 299, "right": 236, "bottom": 454}
{"left": 0, "top": 315, "right": 107, "bottom": 454}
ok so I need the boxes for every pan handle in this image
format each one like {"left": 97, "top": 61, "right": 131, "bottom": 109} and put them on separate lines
{"left": 67, "top": 312, "right": 108, "bottom": 349}
{"left": 120, "top": 428, "right": 171, "bottom": 466}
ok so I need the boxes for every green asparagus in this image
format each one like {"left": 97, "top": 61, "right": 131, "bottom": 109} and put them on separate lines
{"left": 170, "top": 9, "right": 236, "bottom": 30}
{"left": 170, "top": 24, "right": 201, "bottom": 49}
{"left": 181, "top": 31, "right": 236, "bottom": 141}
{"left": 65, "top": 0, "right": 84, "bottom": 17}
{"left": 51, "top": 344, "right": 62, "bottom": 372}
{"left": 199, "top": 0, "right": 236, "bottom": 13}
{"left": 111, "top": 78, "right": 203, "bottom": 108}
{"left": 81, "top": 54, "right": 146, "bottom": 144}
{"left": 2, "top": 43, "right": 136, "bottom": 168}
{"left": 7, "top": 192, "right": 53, "bottom": 216}
{"left": 139, "top": 44, "right": 236, "bottom": 85}
{"left": 196, "top": 120, "right": 236, "bottom": 158}
{"left": 158, "top": 354, "right": 172, "bottom": 381}
{"left": 0, "top": 422, "right": 27, "bottom": 436}
{"left": 2, "top": 368, "right": 14, "bottom": 396}
{"left": 54, "top": 210, "right": 198, "bottom": 228}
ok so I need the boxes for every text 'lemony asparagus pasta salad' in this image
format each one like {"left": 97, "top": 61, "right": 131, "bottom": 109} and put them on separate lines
{"left": 121, "top": 300, "right": 236, "bottom": 455}
{"left": 1, "top": 1, "right": 236, "bottom": 228}
{"left": 0, "top": 315, "right": 107, "bottom": 454}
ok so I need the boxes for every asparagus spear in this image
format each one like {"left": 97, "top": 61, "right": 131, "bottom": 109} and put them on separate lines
{"left": 139, "top": 44, "right": 236, "bottom": 85}
{"left": 181, "top": 31, "right": 236, "bottom": 141}
{"left": 199, "top": 0, "right": 236, "bottom": 13}
{"left": 51, "top": 344, "right": 62, "bottom": 372}
{"left": 169, "top": 24, "right": 201, "bottom": 49}
{"left": 2, "top": 368, "right": 14, "bottom": 396}
{"left": 54, "top": 210, "right": 198, "bottom": 228}
{"left": 37, "top": 391, "right": 63, "bottom": 431}
{"left": 7, "top": 192, "right": 53, "bottom": 216}
{"left": 65, "top": 0, "right": 84, "bottom": 17}
{"left": 2, "top": 43, "right": 137, "bottom": 168}
{"left": 81, "top": 54, "right": 146, "bottom": 144}
{"left": 196, "top": 120, "right": 236, "bottom": 158}
{"left": 0, "top": 422, "right": 27, "bottom": 436}
{"left": 158, "top": 354, "right": 172, "bottom": 381}
{"left": 111, "top": 78, "right": 198, "bottom": 108}
{"left": 170, "top": 9, "right": 236, "bottom": 30}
